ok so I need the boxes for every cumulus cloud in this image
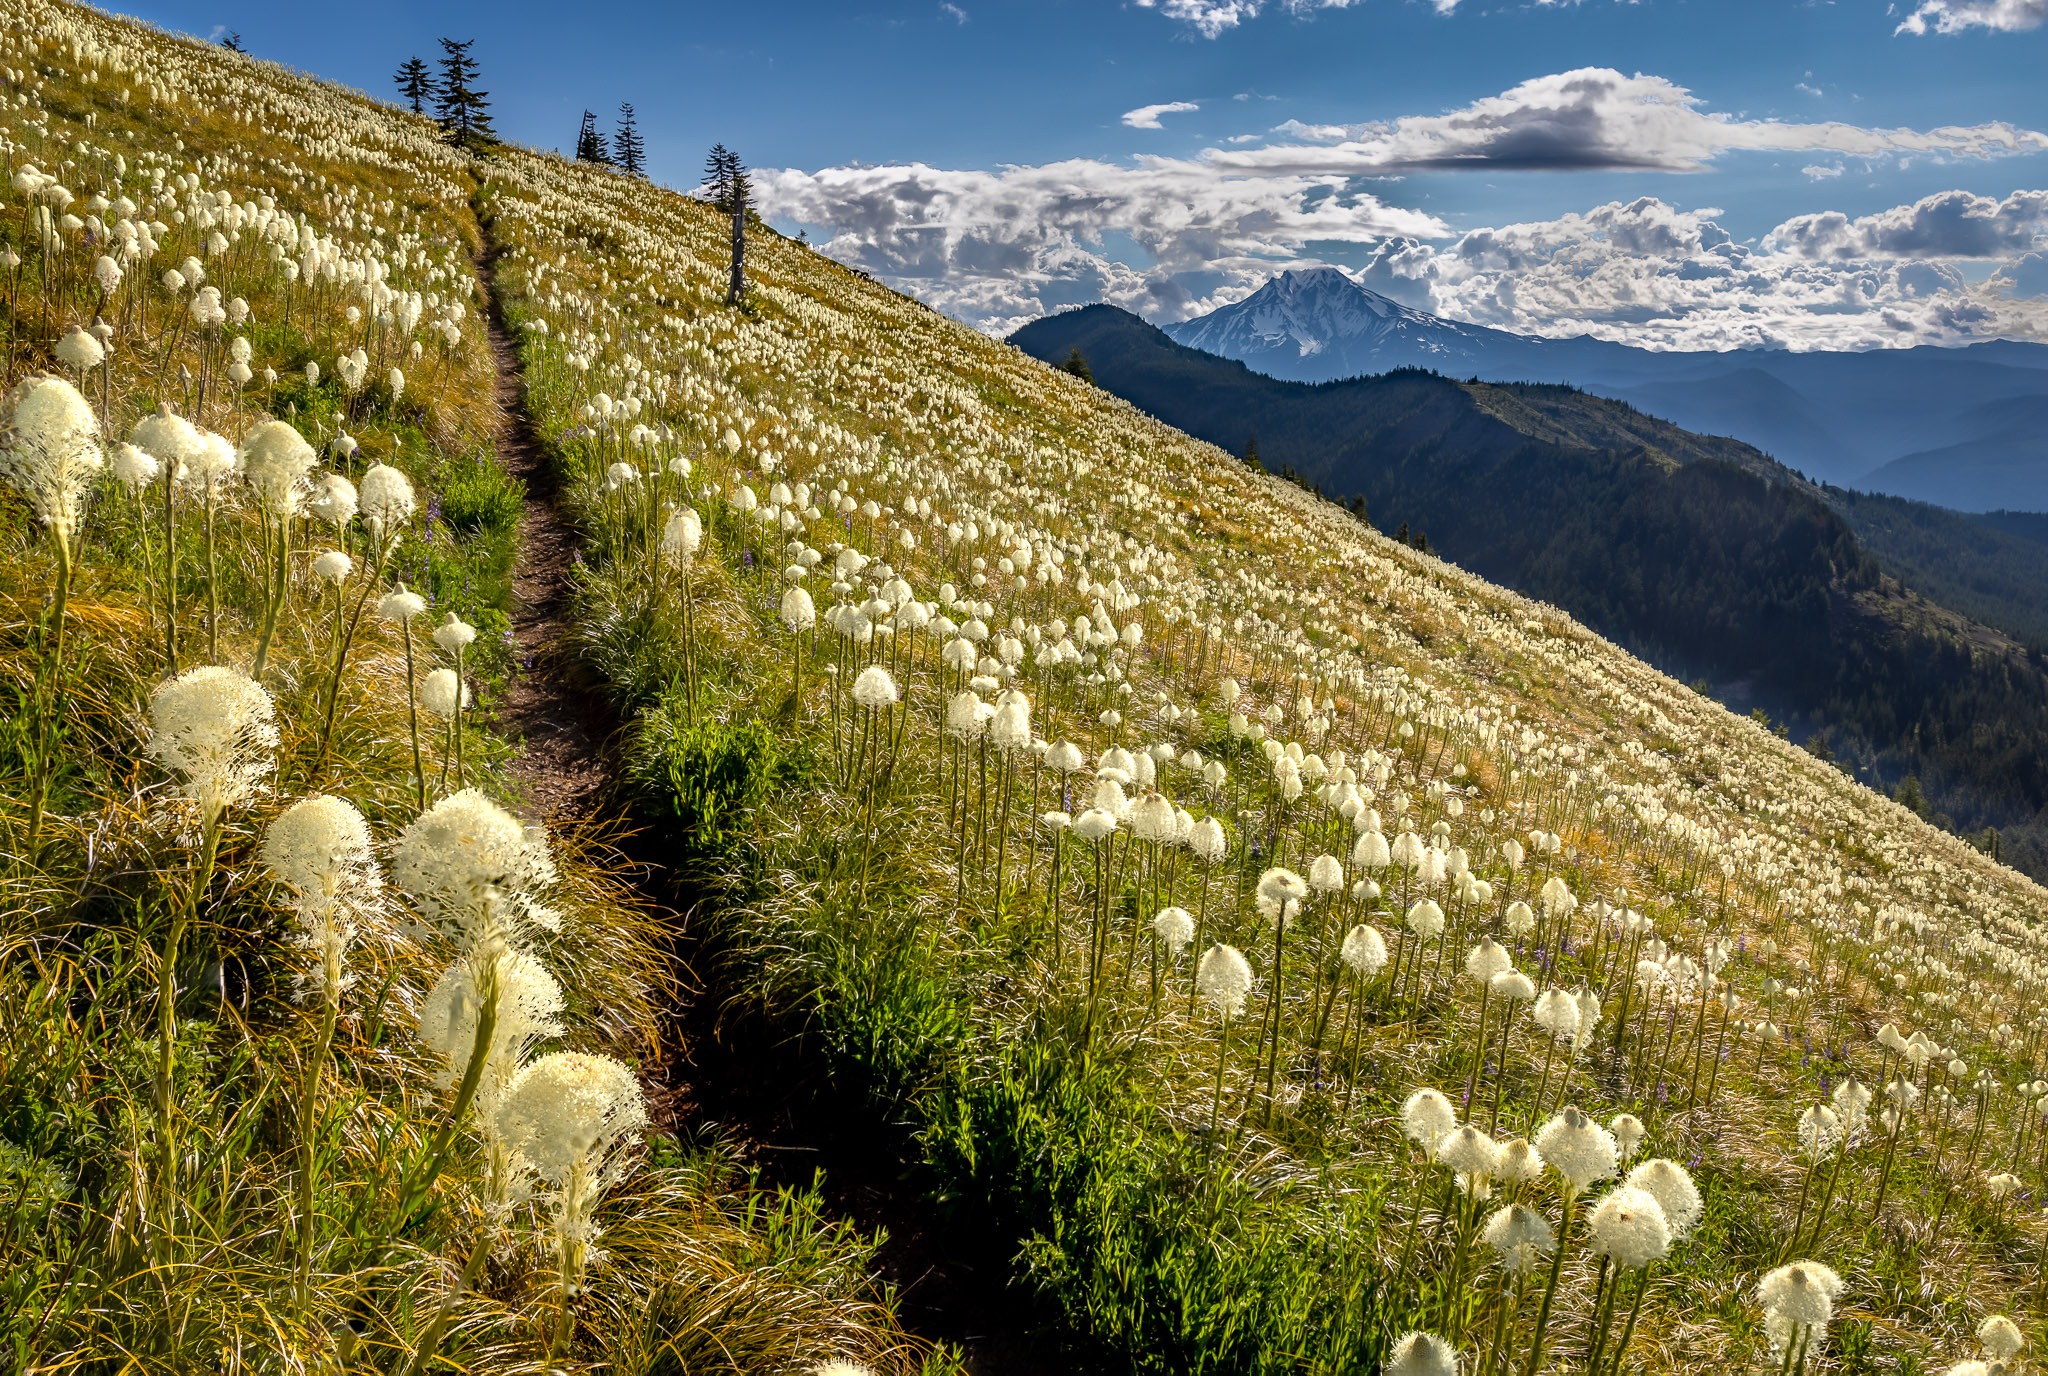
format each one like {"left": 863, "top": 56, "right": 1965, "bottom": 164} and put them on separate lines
{"left": 1367, "top": 195, "right": 2048, "bottom": 351}
{"left": 753, "top": 158, "right": 1445, "bottom": 336}
{"left": 1202, "top": 69, "right": 2047, "bottom": 175}
{"left": 1896, "top": 0, "right": 2047, "bottom": 34}
{"left": 1123, "top": 101, "right": 1201, "bottom": 130}
{"left": 754, "top": 71, "right": 2048, "bottom": 347}
{"left": 1765, "top": 189, "right": 2048, "bottom": 259}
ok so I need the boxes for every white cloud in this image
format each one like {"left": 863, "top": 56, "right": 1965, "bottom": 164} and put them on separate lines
{"left": 939, "top": 1, "right": 968, "bottom": 21}
{"left": 1896, "top": 0, "right": 2047, "bottom": 33}
{"left": 754, "top": 71, "right": 2048, "bottom": 347}
{"left": 1123, "top": 101, "right": 1201, "bottom": 130}
{"left": 1130, "top": 0, "right": 1361, "bottom": 37}
{"left": 1390, "top": 195, "right": 2048, "bottom": 351}
{"left": 754, "top": 157, "right": 1444, "bottom": 336}
{"left": 1202, "top": 69, "right": 2047, "bottom": 176}
{"left": 1765, "top": 188, "right": 2048, "bottom": 259}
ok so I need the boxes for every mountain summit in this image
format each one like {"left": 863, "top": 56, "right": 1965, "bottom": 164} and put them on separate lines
{"left": 1163, "top": 267, "right": 1518, "bottom": 371}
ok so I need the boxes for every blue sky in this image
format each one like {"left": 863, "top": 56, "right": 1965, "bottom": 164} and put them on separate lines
{"left": 119, "top": 0, "right": 2048, "bottom": 348}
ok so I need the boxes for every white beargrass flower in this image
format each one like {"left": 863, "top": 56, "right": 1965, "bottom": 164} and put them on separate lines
{"left": 1385, "top": 1331, "right": 1459, "bottom": 1376}
{"left": 421, "top": 667, "right": 469, "bottom": 717}
{"left": 1256, "top": 867, "right": 1308, "bottom": 925}
{"left": 1153, "top": 906, "right": 1195, "bottom": 955}
{"left": 393, "top": 787, "right": 560, "bottom": 953}
{"left": 496, "top": 1051, "right": 650, "bottom": 1297}
{"left": 851, "top": 665, "right": 898, "bottom": 709}
{"left": 1465, "top": 939, "right": 1511, "bottom": 986}
{"left": 54, "top": 326, "right": 103, "bottom": 371}
{"left": 307, "top": 472, "right": 358, "bottom": 527}
{"left": 433, "top": 612, "right": 477, "bottom": 655}
{"left": 2, "top": 376, "right": 102, "bottom": 535}
{"left": 1482, "top": 1202, "right": 1555, "bottom": 1275}
{"left": 148, "top": 666, "right": 278, "bottom": 822}
{"left": 1440, "top": 1124, "right": 1501, "bottom": 1196}
{"left": 1610, "top": 1113, "right": 1646, "bottom": 1163}
{"left": 1341, "top": 923, "right": 1389, "bottom": 978}
{"left": 1407, "top": 898, "right": 1446, "bottom": 940}
{"left": 1624, "top": 1158, "right": 1702, "bottom": 1240}
{"left": 379, "top": 586, "right": 428, "bottom": 621}
{"left": 1977, "top": 1315, "right": 2022, "bottom": 1361}
{"left": 110, "top": 443, "right": 159, "bottom": 489}
{"left": 359, "top": 462, "right": 416, "bottom": 539}
{"left": 238, "top": 419, "right": 317, "bottom": 516}
{"left": 262, "top": 794, "right": 381, "bottom": 1000}
{"left": 183, "top": 431, "right": 235, "bottom": 489}
{"left": 1196, "top": 943, "right": 1252, "bottom": 1019}
{"left": 662, "top": 507, "right": 702, "bottom": 565}
{"left": 421, "top": 950, "right": 565, "bottom": 1102}
{"left": 130, "top": 404, "right": 202, "bottom": 476}
{"left": 1586, "top": 1185, "right": 1671, "bottom": 1270}
{"left": 780, "top": 585, "right": 816, "bottom": 632}
{"left": 1496, "top": 1138, "right": 1544, "bottom": 1186}
{"left": 1073, "top": 807, "right": 1118, "bottom": 842}
{"left": 1402, "top": 1087, "right": 1458, "bottom": 1158}
{"left": 1190, "top": 816, "right": 1228, "bottom": 864}
{"left": 1131, "top": 792, "right": 1177, "bottom": 844}
{"left": 1534, "top": 1106, "right": 1618, "bottom": 1197}
{"left": 312, "top": 550, "right": 352, "bottom": 584}
{"left": 1759, "top": 1260, "right": 1842, "bottom": 1359}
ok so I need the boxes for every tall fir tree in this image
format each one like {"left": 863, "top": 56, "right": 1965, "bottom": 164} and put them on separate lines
{"left": 432, "top": 38, "right": 494, "bottom": 150}
{"left": 394, "top": 56, "right": 433, "bottom": 115}
{"left": 613, "top": 103, "right": 646, "bottom": 178}
{"left": 702, "top": 144, "right": 736, "bottom": 211}
{"left": 574, "top": 109, "right": 611, "bottom": 164}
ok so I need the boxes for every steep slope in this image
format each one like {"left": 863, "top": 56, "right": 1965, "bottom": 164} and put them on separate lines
{"left": 17, "top": 2, "right": 2048, "bottom": 1370}
{"left": 0, "top": 3, "right": 950, "bottom": 1371}
{"left": 1013, "top": 304, "right": 2048, "bottom": 876}
{"left": 443, "top": 123, "right": 2048, "bottom": 1373}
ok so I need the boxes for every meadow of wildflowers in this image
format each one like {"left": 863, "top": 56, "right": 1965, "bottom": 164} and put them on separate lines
{"left": 3, "top": 0, "right": 2048, "bottom": 1371}
{"left": 0, "top": 2, "right": 950, "bottom": 1370}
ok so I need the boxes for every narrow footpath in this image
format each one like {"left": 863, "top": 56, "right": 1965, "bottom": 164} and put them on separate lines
{"left": 471, "top": 242, "right": 614, "bottom": 817}
{"left": 469, "top": 219, "right": 1056, "bottom": 1376}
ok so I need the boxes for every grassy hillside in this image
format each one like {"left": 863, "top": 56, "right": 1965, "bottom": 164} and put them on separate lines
{"left": 8, "top": 1, "right": 2048, "bottom": 1372}
{"left": 0, "top": 2, "right": 949, "bottom": 1370}
{"left": 460, "top": 124, "right": 2048, "bottom": 1372}
{"left": 1013, "top": 304, "right": 2048, "bottom": 882}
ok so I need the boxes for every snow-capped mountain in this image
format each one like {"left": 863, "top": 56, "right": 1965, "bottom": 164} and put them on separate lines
{"left": 1162, "top": 266, "right": 1572, "bottom": 381}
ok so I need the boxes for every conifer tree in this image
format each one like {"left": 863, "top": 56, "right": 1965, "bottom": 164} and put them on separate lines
{"left": 613, "top": 103, "right": 646, "bottom": 178}
{"left": 1059, "top": 347, "right": 1093, "bottom": 384}
{"left": 432, "top": 38, "right": 494, "bottom": 150}
{"left": 394, "top": 56, "right": 433, "bottom": 115}
{"left": 219, "top": 31, "right": 245, "bottom": 52}
{"left": 574, "top": 109, "right": 611, "bottom": 164}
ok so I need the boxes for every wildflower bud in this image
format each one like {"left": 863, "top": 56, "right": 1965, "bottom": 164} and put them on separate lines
{"left": 379, "top": 585, "right": 427, "bottom": 621}
{"left": 433, "top": 612, "right": 477, "bottom": 654}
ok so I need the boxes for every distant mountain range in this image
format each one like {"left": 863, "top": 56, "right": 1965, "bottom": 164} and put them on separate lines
{"left": 1160, "top": 267, "right": 2048, "bottom": 512}
{"left": 1012, "top": 302, "right": 2048, "bottom": 880}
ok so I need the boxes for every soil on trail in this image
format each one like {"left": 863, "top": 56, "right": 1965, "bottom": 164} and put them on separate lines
{"left": 472, "top": 244, "right": 614, "bottom": 818}
{"left": 470, "top": 228, "right": 1063, "bottom": 1376}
